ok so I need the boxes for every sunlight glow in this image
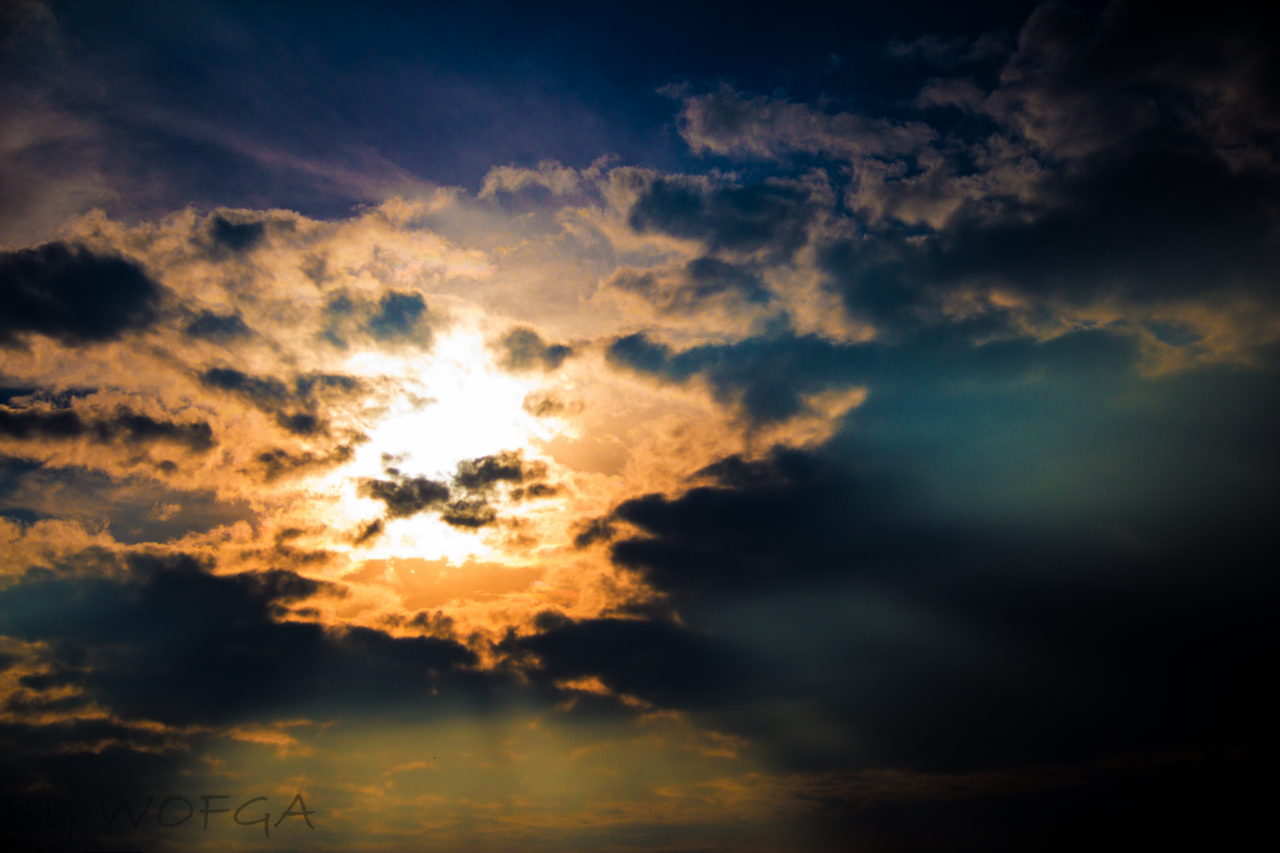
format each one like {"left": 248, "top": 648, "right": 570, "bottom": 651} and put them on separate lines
{"left": 318, "top": 332, "right": 564, "bottom": 563}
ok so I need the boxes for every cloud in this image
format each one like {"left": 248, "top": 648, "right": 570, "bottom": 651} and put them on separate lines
{"left": 321, "top": 289, "right": 440, "bottom": 349}
{"left": 606, "top": 446, "right": 918, "bottom": 600}
{"left": 0, "top": 5, "right": 1276, "bottom": 848}
{"left": 0, "top": 552, "right": 482, "bottom": 728}
{"left": 627, "top": 177, "right": 820, "bottom": 261}
{"left": 495, "top": 326, "right": 574, "bottom": 372}
{"left": 607, "top": 257, "right": 773, "bottom": 314}
{"left": 358, "top": 450, "right": 552, "bottom": 531}
{"left": 207, "top": 214, "right": 266, "bottom": 254}
{"left": 479, "top": 160, "right": 582, "bottom": 198}
{"left": 0, "top": 243, "right": 162, "bottom": 347}
{"left": 183, "top": 309, "right": 254, "bottom": 342}
{"left": 359, "top": 475, "right": 451, "bottom": 519}
{"left": 0, "top": 403, "right": 215, "bottom": 453}
{"left": 675, "top": 85, "right": 935, "bottom": 161}
{"left": 506, "top": 612, "right": 749, "bottom": 711}
{"left": 606, "top": 332, "right": 867, "bottom": 424}
{"left": 453, "top": 449, "right": 547, "bottom": 492}
{"left": 885, "top": 31, "right": 1013, "bottom": 65}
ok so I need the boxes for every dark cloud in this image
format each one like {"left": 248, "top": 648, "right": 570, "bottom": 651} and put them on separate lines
{"left": 274, "top": 411, "right": 324, "bottom": 436}
{"left": 358, "top": 475, "right": 450, "bottom": 518}
{"left": 208, "top": 215, "right": 265, "bottom": 253}
{"left": 368, "top": 290, "right": 429, "bottom": 342}
{"left": 610, "top": 257, "right": 772, "bottom": 313}
{"left": 183, "top": 308, "right": 253, "bottom": 342}
{"left": 823, "top": 146, "right": 1280, "bottom": 335}
{"left": 0, "top": 553, "right": 482, "bottom": 730}
{"left": 200, "top": 367, "right": 291, "bottom": 408}
{"left": 322, "top": 290, "right": 438, "bottom": 349}
{"left": 580, "top": 356, "right": 1278, "bottom": 784}
{"left": 453, "top": 449, "right": 547, "bottom": 492}
{"left": 440, "top": 497, "right": 497, "bottom": 528}
{"left": 0, "top": 404, "right": 214, "bottom": 452}
{"left": 685, "top": 257, "right": 772, "bottom": 304}
{"left": 572, "top": 516, "right": 616, "bottom": 548}
{"left": 0, "top": 243, "right": 162, "bottom": 347}
{"left": 628, "top": 178, "right": 817, "bottom": 261}
{"left": 607, "top": 332, "right": 867, "bottom": 423}
{"left": 608, "top": 446, "right": 919, "bottom": 601}
{"left": 256, "top": 444, "right": 355, "bottom": 482}
{"left": 200, "top": 368, "right": 362, "bottom": 436}
{"left": 505, "top": 613, "right": 749, "bottom": 711}
{"left": 352, "top": 518, "right": 384, "bottom": 545}
{"left": 293, "top": 372, "right": 362, "bottom": 397}
{"left": 496, "top": 326, "right": 574, "bottom": 372}
{"left": 514, "top": 482, "right": 558, "bottom": 500}
{"left": 355, "top": 451, "right": 550, "bottom": 529}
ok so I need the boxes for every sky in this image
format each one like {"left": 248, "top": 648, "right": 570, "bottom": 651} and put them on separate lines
{"left": 0, "top": 1, "right": 1275, "bottom": 850}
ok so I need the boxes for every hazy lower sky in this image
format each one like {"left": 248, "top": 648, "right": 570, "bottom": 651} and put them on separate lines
{"left": 1, "top": 2, "right": 1274, "bottom": 850}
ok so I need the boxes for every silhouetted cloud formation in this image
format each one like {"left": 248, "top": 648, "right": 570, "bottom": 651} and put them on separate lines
{"left": 496, "top": 327, "right": 573, "bottom": 372}
{"left": 628, "top": 178, "right": 817, "bottom": 261}
{"left": 208, "top": 215, "right": 266, "bottom": 253}
{"left": 0, "top": 243, "right": 161, "bottom": 347}
{"left": 184, "top": 309, "right": 254, "bottom": 342}
{"left": 453, "top": 450, "right": 547, "bottom": 492}
{"left": 322, "top": 290, "right": 439, "bottom": 349}
{"left": 0, "top": 404, "right": 214, "bottom": 452}
{"left": 358, "top": 475, "right": 451, "bottom": 518}
{"left": 0, "top": 554, "right": 481, "bottom": 730}
{"left": 507, "top": 612, "right": 749, "bottom": 711}
{"left": 1, "top": 2, "right": 1275, "bottom": 849}
{"left": 607, "top": 332, "right": 866, "bottom": 423}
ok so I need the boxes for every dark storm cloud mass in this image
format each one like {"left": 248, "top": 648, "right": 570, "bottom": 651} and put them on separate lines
{"left": 0, "top": 553, "right": 482, "bottom": 731}
{"left": 505, "top": 612, "right": 749, "bottom": 711}
{"left": 592, "top": 354, "right": 1279, "bottom": 750}
{"left": 0, "top": 243, "right": 162, "bottom": 347}
{"left": 608, "top": 446, "right": 923, "bottom": 599}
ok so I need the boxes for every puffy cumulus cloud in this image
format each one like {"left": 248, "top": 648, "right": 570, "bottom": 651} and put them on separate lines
{"left": 479, "top": 159, "right": 585, "bottom": 199}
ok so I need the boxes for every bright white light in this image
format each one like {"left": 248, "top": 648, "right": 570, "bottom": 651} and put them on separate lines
{"left": 321, "top": 332, "right": 558, "bottom": 563}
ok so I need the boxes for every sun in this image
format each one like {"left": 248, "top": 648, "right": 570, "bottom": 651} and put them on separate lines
{"left": 318, "top": 330, "right": 564, "bottom": 564}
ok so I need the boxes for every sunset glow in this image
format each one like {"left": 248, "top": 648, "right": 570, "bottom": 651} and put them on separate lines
{"left": 1, "top": 2, "right": 1273, "bottom": 851}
